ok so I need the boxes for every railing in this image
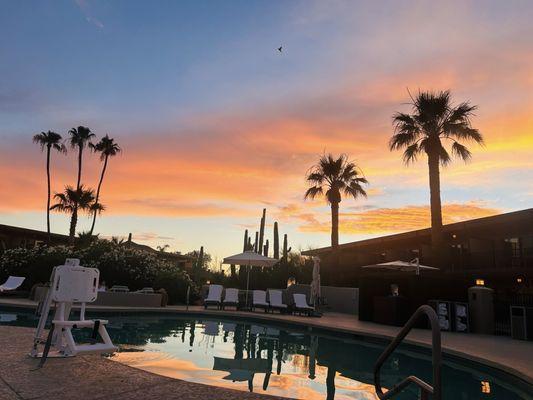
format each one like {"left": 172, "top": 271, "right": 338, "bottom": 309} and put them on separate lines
{"left": 374, "top": 305, "right": 442, "bottom": 400}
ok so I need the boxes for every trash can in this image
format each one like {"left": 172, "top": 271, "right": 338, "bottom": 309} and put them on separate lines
{"left": 511, "top": 306, "right": 533, "bottom": 341}
{"left": 468, "top": 285, "right": 494, "bottom": 334}
{"left": 428, "top": 300, "right": 452, "bottom": 331}
{"left": 453, "top": 302, "right": 469, "bottom": 333}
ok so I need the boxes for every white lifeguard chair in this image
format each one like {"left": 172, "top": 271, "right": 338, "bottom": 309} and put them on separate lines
{"left": 30, "top": 259, "right": 117, "bottom": 363}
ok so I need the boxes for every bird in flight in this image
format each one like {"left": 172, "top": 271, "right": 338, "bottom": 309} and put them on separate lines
{"left": 277, "top": 46, "right": 283, "bottom": 53}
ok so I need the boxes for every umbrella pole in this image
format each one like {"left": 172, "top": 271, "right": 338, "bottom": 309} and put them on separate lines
{"left": 246, "top": 264, "right": 250, "bottom": 308}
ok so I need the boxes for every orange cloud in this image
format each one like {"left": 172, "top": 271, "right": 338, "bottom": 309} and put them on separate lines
{"left": 296, "top": 202, "right": 501, "bottom": 235}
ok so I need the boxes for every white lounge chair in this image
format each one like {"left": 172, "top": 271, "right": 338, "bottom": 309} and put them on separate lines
{"left": 222, "top": 288, "right": 239, "bottom": 310}
{"left": 293, "top": 293, "right": 314, "bottom": 316}
{"left": 204, "top": 284, "right": 223, "bottom": 309}
{"left": 252, "top": 290, "right": 269, "bottom": 312}
{"left": 109, "top": 285, "right": 129, "bottom": 293}
{"left": 0, "top": 276, "right": 25, "bottom": 293}
{"left": 268, "top": 289, "right": 288, "bottom": 313}
{"left": 135, "top": 287, "right": 154, "bottom": 294}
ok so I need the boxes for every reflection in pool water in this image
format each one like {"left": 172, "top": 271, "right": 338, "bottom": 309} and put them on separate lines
{"left": 1, "top": 309, "right": 531, "bottom": 399}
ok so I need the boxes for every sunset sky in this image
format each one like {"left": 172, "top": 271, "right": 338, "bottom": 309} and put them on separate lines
{"left": 1, "top": 1, "right": 532, "bottom": 265}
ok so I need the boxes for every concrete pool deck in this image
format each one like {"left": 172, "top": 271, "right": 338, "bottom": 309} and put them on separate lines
{"left": 1, "top": 297, "right": 533, "bottom": 387}
{"left": 0, "top": 326, "right": 294, "bottom": 400}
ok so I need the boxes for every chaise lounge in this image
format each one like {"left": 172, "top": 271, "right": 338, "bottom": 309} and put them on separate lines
{"left": 0, "top": 276, "right": 25, "bottom": 293}
{"left": 252, "top": 290, "right": 270, "bottom": 312}
{"left": 293, "top": 293, "right": 314, "bottom": 316}
{"left": 204, "top": 284, "right": 223, "bottom": 309}
{"left": 222, "top": 288, "right": 239, "bottom": 310}
{"left": 268, "top": 289, "right": 288, "bottom": 313}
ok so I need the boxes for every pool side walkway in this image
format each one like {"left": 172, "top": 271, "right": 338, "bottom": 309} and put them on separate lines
{"left": 2, "top": 297, "right": 533, "bottom": 386}
{"left": 0, "top": 326, "right": 294, "bottom": 400}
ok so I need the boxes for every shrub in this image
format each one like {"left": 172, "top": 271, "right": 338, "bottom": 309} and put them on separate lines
{"left": 0, "top": 241, "right": 196, "bottom": 304}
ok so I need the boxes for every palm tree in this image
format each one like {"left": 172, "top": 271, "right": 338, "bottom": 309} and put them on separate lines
{"left": 50, "top": 185, "right": 98, "bottom": 241}
{"left": 32, "top": 131, "right": 66, "bottom": 242}
{"left": 68, "top": 126, "right": 95, "bottom": 240}
{"left": 305, "top": 154, "right": 368, "bottom": 247}
{"left": 89, "top": 135, "right": 121, "bottom": 235}
{"left": 390, "top": 90, "right": 484, "bottom": 246}
{"left": 68, "top": 126, "right": 95, "bottom": 190}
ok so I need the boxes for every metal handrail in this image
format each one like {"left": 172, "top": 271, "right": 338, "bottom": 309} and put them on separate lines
{"left": 374, "top": 305, "right": 442, "bottom": 400}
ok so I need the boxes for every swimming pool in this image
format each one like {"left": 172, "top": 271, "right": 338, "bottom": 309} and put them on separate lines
{"left": 1, "top": 308, "right": 531, "bottom": 400}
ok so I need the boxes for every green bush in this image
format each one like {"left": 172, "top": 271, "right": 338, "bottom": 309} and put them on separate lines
{"left": 0, "top": 241, "right": 196, "bottom": 304}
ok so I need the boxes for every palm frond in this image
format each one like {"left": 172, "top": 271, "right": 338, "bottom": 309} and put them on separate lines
{"left": 439, "top": 145, "right": 451, "bottom": 166}
{"left": 451, "top": 142, "right": 472, "bottom": 162}
{"left": 304, "top": 186, "right": 323, "bottom": 200}
{"left": 306, "top": 172, "right": 325, "bottom": 184}
{"left": 402, "top": 143, "right": 421, "bottom": 164}
{"left": 343, "top": 182, "right": 368, "bottom": 199}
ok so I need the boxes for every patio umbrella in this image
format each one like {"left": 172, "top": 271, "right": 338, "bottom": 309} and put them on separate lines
{"left": 361, "top": 258, "right": 438, "bottom": 275}
{"left": 222, "top": 251, "right": 279, "bottom": 307}
{"left": 310, "top": 256, "right": 321, "bottom": 306}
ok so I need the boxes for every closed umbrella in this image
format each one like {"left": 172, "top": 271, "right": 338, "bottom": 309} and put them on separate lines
{"left": 310, "top": 256, "right": 321, "bottom": 306}
{"left": 222, "top": 251, "right": 279, "bottom": 307}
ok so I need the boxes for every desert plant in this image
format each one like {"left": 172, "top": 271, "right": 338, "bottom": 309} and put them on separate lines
{"left": 390, "top": 90, "right": 484, "bottom": 246}
{"left": 33, "top": 130, "right": 66, "bottom": 242}
{"left": 305, "top": 153, "right": 368, "bottom": 247}
{"left": 89, "top": 134, "right": 121, "bottom": 235}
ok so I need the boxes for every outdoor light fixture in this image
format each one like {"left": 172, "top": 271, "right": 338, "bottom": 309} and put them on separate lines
{"left": 516, "top": 277, "right": 524, "bottom": 284}
{"left": 476, "top": 279, "right": 485, "bottom": 286}
{"left": 481, "top": 380, "right": 491, "bottom": 394}
{"left": 206, "top": 280, "right": 211, "bottom": 285}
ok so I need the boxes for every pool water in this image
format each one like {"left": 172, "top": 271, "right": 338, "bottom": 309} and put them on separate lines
{"left": 1, "top": 308, "right": 531, "bottom": 400}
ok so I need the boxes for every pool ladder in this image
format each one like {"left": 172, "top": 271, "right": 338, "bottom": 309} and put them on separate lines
{"left": 373, "top": 305, "right": 442, "bottom": 400}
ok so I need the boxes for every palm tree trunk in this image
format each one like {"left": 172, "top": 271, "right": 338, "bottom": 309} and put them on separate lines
{"left": 76, "top": 146, "right": 83, "bottom": 191}
{"left": 46, "top": 145, "right": 51, "bottom": 244}
{"left": 331, "top": 202, "right": 339, "bottom": 247}
{"left": 428, "top": 153, "right": 443, "bottom": 246}
{"left": 89, "top": 155, "right": 108, "bottom": 235}
{"left": 69, "top": 209, "right": 78, "bottom": 242}
{"left": 72, "top": 145, "right": 83, "bottom": 241}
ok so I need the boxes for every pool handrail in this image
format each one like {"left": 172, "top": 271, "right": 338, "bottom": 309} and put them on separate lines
{"left": 373, "top": 304, "right": 441, "bottom": 400}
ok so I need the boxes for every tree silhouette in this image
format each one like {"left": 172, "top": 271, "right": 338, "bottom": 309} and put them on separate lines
{"left": 305, "top": 154, "right": 368, "bottom": 247}
{"left": 50, "top": 185, "right": 99, "bottom": 240}
{"left": 390, "top": 90, "right": 484, "bottom": 247}
{"left": 32, "top": 131, "right": 66, "bottom": 242}
{"left": 89, "top": 134, "right": 121, "bottom": 235}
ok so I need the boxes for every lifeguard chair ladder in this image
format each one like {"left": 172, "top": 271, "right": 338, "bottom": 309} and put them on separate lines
{"left": 30, "top": 259, "right": 117, "bottom": 363}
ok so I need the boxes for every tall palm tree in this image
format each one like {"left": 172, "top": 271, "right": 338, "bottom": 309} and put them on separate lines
{"left": 50, "top": 185, "right": 98, "bottom": 241}
{"left": 305, "top": 154, "right": 368, "bottom": 247}
{"left": 68, "top": 126, "right": 95, "bottom": 240}
{"left": 32, "top": 131, "right": 66, "bottom": 242}
{"left": 390, "top": 90, "right": 484, "bottom": 247}
{"left": 68, "top": 126, "right": 95, "bottom": 190}
{"left": 89, "top": 134, "right": 121, "bottom": 235}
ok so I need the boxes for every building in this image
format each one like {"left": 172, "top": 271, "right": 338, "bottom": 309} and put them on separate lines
{"left": 0, "top": 224, "right": 69, "bottom": 249}
{"left": 0, "top": 224, "right": 194, "bottom": 270}
{"left": 302, "top": 208, "right": 533, "bottom": 289}
{"left": 303, "top": 208, "right": 533, "bottom": 332}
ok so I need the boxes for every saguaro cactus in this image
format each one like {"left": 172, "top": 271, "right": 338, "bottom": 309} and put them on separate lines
{"left": 254, "top": 231, "right": 259, "bottom": 253}
{"left": 273, "top": 222, "right": 279, "bottom": 259}
{"left": 264, "top": 239, "right": 269, "bottom": 257}
{"left": 282, "top": 234, "right": 291, "bottom": 261}
{"left": 258, "top": 208, "right": 266, "bottom": 255}
{"left": 243, "top": 229, "right": 248, "bottom": 252}
{"left": 197, "top": 246, "right": 204, "bottom": 269}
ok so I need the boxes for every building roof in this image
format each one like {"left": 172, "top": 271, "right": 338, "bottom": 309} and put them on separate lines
{"left": 302, "top": 208, "right": 533, "bottom": 256}
{"left": 0, "top": 224, "right": 69, "bottom": 240}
